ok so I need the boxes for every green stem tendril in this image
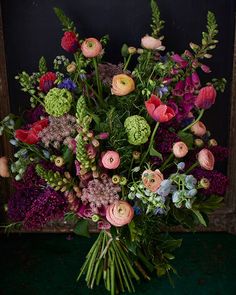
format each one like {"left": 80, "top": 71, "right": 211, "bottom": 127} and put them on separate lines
{"left": 182, "top": 109, "right": 204, "bottom": 132}
{"left": 123, "top": 54, "right": 132, "bottom": 71}
{"left": 185, "top": 162, "right": 199, "bottom": 174}
{"left": 160, "top": 153, "right": 174, "bottom": 171}
{"left": 140, "top": 121, "right": 159, "bottom": 167}
{"left": 93, "top": 57, "right": 104, "bottom": 106}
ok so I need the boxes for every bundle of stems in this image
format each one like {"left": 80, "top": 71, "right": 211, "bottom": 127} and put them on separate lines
{"left": 77, "top": 230, "right": 141, "bottom": 294}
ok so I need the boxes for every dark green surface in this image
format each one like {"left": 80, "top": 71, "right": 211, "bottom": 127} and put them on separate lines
{"left": 0, "top": 233, "right": 236, "bottom": 295}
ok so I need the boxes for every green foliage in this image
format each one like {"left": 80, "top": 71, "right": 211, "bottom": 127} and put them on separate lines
{"left": 38, "top": 56, "right": 47, "bottom": 74}
{"left": 74, "top": 219, "right": 90, "bottom": 237}
{"left": 177, "top": 131, "right": 194, "bottom": 149}
{"left": 64, "top": 212, "right": 79, "bottom": 223}
{"left": 211, "top": 78, "right": 227, "bottom": 93}
{"left": 150, "top": 0, "right": 165, "bottom": 38}
{"left": 53, "top": 7, "right": 76, "bottom": 32}
{"left": 1, "top": 222, "right": 22, "bottom": 234}
{"left": 193, "top": 194, "right": 223, "bottom": 214}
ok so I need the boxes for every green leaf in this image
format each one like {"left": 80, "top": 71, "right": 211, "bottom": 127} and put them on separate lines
{"left": 149, "top": 145, "right": 163, "bottom": 159}
{"left": 156, "top": 265, "right": 166, "bottom": 276}
{"left": 160, "top": 239, "right": 182, "bottom": 252}
{"left": 39, "top": 56, "right": 47, "bottom": 74}
{"left": 177, "top": 131, "right": 194, "bottom": 148}
{"left": 74, "top": 219, "right": 90, "bottom": 237}
{"left": 191, "top": 209, "right": 207, "bottom": 227}
{"left": 54, "top": 7, "right": 76, "bottom": 31}
{"left": 62, "top": 146, "right": 74, "bottom": 169}
{"left": 121, "top": 43, "right": 129, "bottom": 57}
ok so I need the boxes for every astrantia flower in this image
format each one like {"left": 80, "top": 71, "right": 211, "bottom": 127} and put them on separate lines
{"left": 39, "top": 72, "right": 57, "bottom": 93}
{"left": 111, "top": 74, "right": 135, "bottom": 96}
{"left": 58, "top": 78, "right": 77, "bottom": 91}
{"left": 61, "top": 31, "right": 79, "bottom": 53}
{"left": 81, "top": 38, "right": 102, "bottom": 58}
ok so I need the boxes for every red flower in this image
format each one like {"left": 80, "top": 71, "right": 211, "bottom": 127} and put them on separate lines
{"left": 39, "top": 72, "right": 57, "bottom": 93}
{"left": 61, "top": 31, "right": 79, "bottom": 53}
{"left": 194, "top": 85, "right": 216, "bottom": 109}
{"left": 15, "top": 118, "right": 48, "bottom": 145}
{"left": 145, "top": 94, "right": 175, "bottom": 122}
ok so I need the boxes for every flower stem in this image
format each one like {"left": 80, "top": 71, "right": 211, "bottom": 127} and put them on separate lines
{"left": 140, "top": 121, "right": 160, "bottom": 167}
{"left": 160, "top": 153, "right": 174, "bottom": 171}
{"left": 123, "top": 54, "right": 132, "bottom": 71}
{"left": 93, "top": 58, "right": 104, "bottom": 106}
{"left": 185, "top": 162, "right": 199, "bottom": 174}
{"left": 182, "top": 109, "right": 204, "bottom": 132}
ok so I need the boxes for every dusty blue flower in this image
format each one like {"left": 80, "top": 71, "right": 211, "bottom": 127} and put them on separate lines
{"left": 185, "top": 175, "right": 197, "bottom": 189}
{"left": 177, "top": 162, "right": 185, "bottom": 170}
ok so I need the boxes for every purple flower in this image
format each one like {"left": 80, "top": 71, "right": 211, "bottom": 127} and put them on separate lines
{"left": 184, "top": 76, "right": 194, "bottom": 93}
{"left": 155, "top": 127, "right": 180, "bottom": 154}
{"left": 24, "top": 105, "right": 46, "bottom": 124}
{"left": 58, "top": 78, "right": 77, "bottom": 91}
{"left": 158, "top": 86, "right": 169, "bottom": 97}
{"left": 191, "top": 72, "right": 201, "bottom": 89}
{"left": 171, "top": 54, "right": 188, "bottom": 68}
{"left": 201, "top": 64, "right": 211, "bottom": 73}
{"left": 172, "top": 80, "right": 185, "bottom": 96}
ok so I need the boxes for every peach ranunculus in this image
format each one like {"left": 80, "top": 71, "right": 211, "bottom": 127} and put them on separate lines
{"left": 141, "top": 35, "right": 163, "bottom": 50}
{"left": 111, "top": 74, "right": 135, "bottom": 96}
{"left": 142, "top": 169, "right": 164, "bottom": 192}
{"left": 0, "top": 156, "right": 10, "bottom": 178}
{"left": 172, "top": 141, "right": 188, "bottom": 158}
{"left": 197, "top": 148, "right": 215, "bottom": 170}
{"left": 190, "top": 121, "right": 207, "bottom": 137}
{"left": 145, "top": 94, "right": 175, "bottom": 122}
{"left": 81, "top": 38, "right": 103, "bottom": 58}
{"left": 101, "top": 151, "right": 120, "bottom": 169}
{"left": 106, "top": 201, "right": 134, "bottom": 227}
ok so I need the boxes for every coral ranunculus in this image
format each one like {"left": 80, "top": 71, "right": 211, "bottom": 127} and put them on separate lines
{"left": 145, "top": 94, "right": 175, "bottom": 122}
{"left": 61, "top": 31, "right": 79, "bottom": 53}
{"left": 173, "top": 141, "right": 188, "bottom": 158}
{"left": 81, "top": 38, "right": 103, "bottom": 58}
{"left": 141, "top": 35, "right": 162, "bottom": 50}
{"left": 106, "top": 201, "right": 134, "bottom": 227}
{"left": 39, "top": 72, "right": 57, "bottom": 93}
{"left": 197, "top": 148, "right": 215, "bottom": 170}
{"left": 0, "top": 156, "right": 10, "bottom": 178}
{"left": 111, "top": 74, "right": 135, "bottom": 96}
{"left": 194, "top": 85, "right": 216, "bottom": 109}
{"left": 142, "top": 169, "right": 164, "bottom": 192}
{"left": 191, "top": 121, "right": 207, "bottom": 137}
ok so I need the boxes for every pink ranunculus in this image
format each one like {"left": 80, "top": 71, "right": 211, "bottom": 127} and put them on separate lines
{"left": 190, "top": 121, "right": 207, "bottom": 137}
{"left": 141, "top": 35, "right": 162, "bottom": 50}
{"left": 0, "top": 157, "right": 10, "bottom": 178}
{"left": 191, "top": 72, "right": 201, "bottom": 89}
{"left": 197, "top": 149, "right": 215, "bottom": 170}
{"left": 172, "top": 80, "right": 185, "bottom": 97}
{"left": 142, "top": 169, "right": 164, "bottom": 192}
{"left": 101, "top": 151, "right": 120, "bottom": 169}
{"left": 185, "top": 76, "right": 194, "bottom": 93}
{"left": 172, "top": 141, "right": 188, "bottom": 158}
{"left": 145, "top": 94, "right": 175, "bottom": 122}
{"left": 201, "top": 64, "right": 211, "bottom": 73}
{"left": 81, "top": 38, "right": 103, "bottom": 58}
{"left": 195, "top": 85, "right": 216, "bottom": 109}
{"left": 171, "top": 54, "right": 188, "bottom": 68}
{"left": 97, "top": 220, "right": 111, "bottom": 230}
{"left": 106, "top": 201, "right": 134, "bottom": 227}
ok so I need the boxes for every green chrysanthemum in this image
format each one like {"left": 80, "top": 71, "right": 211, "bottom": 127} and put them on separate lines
{"left": 124, "top": 115, "right": 151, "bottom": 145}
{"left": 44, "top": 88, "right": 72, "bottom": 117}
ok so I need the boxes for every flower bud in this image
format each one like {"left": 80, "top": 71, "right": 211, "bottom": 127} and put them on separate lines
{"left": 199, "top": 178, "right": 210, "bottom": 189}
{"left": 137, "top": 48, "right": 144, "bottom": 54}
{"left": 112, "top": 175, "right": 120, "bottom": 184}
{"left": 132, "top": 151, "right": 141, "bottom": 160}
{"left": 67, "top": 62, "right": 77, "bottom": 73}
{"left": 54, "top": 156, "right": 65, "bottom": 167}
{"left": 173, "top": 142, "right": 188, "bottom": 158}
{"left": 92, "top": 214, "right": 100, "bottom": 222}
{"left": 208, "top": 139, "right": 218, "bottom": 147}
{"left": 194, "top": 138, "right": 204, "bottom": 147}
{"left": 197, "top": 149, "right": 215, "bottom": 170}
{"left": 120, "top": 176, "right": 127, "bottom": 186}
{"left": 128, "top": 46, "right": 136, "bottom": 54}
{"left": 191, "top": 121, "right": 207, "bottom": 137}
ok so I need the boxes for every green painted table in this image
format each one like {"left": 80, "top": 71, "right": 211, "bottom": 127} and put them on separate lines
{"left": 0, "top": 233, "right": 236, "bottom": 295}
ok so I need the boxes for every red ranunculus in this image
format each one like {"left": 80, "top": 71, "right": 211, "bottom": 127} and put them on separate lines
{"left": 15, "top": 118, "right": 48, "bottom": 145}
{"left": 145, "top": 94, "right": 175, "bottom": 122}
{"left": 39, "top": 72, "right": 57, "bottom": 93}
{"left": 194, "top": 85, "right": 216, "bottom": 109}
{"left": 61, "top": 31, "right": 79, "bottom": 53}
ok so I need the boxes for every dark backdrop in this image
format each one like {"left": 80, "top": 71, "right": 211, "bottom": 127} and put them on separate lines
{"left": 1, "top": 0, "right": 235, "bottom": 146}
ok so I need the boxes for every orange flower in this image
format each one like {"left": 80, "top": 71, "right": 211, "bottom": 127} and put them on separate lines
{"left": 142, "top": 169, "right": 163, "bottom": 192}
{"left": 173, "top": 141, "right": 188, "bottom": 158}
{"left": 106, "top": 201, "right": 134, "bottom": 227}
{"left": 111, "top": 74, "right": 135, "bottom": 96}
{"left": 0, "top": 157, "right": 10, "bottom": 178}
{"left": 197, "top": 149, "right": 215, "bottom": 170}
{"left": 191, "top": 121, "right": 207, "bottom": 137}
{"left": 81, "top": 38, "right": 103, "bottom": 58}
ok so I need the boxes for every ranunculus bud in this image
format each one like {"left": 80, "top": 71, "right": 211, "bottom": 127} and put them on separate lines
{"left": 172, "top": 142, "right": 188, "bottom": 158}
{"left": 106, "top": 201, "right": 134, "bottom": 227}
{"left": 200, "top": 178, "right": 210, "bottom": 189}
{"left": 112, "top": 175, "right": 120, "bottom": 184}
{"left": 195, "top": 85, "right": 216, "bottom": 109}
{"left": 0, "top": 157, "right": 10, "bottom": 178}
{"left": 142, "top": 169, "right": 164, "bottom": 192}
{"left": 61, "top": 31, "right": 79, "bottom": 53}
{"left": 141, "top": 35, "right": 162, "bottom": 50}
{"left": 194, "top": 138, "right": 204, "bottom": 147}
{"left": 191, "top": 121, "right": 207, "bottom": 137}
{"left": 111, "top": 74, "right": 135, "bottom": 96}
{"left": 67, "top": 62, "right": 77, "bottom": 73}
{"left": 102, "top": 151, "right": 120, "bottom": 169}
{"left": 81, "top": 38, "right": 103, "bottom": 58}
{"left": 208, "top": 139, "right": 218, "bottom": 147}
{"left": 197, "top": 148, "right": 215, "bottom": 170}
{"left": 128, "top": 47, "right": 137, "bottom": 54}
{"left": 132, "top": 151, "right": 141, "bottom": 160}
{"left": 54, "top": 157, "right": 65, "bottom": 167}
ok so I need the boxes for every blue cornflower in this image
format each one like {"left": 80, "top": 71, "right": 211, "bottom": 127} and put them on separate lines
{"left": 58, "top": 78, "right": 77, "bottom": 91}
{"left": 158, "top": 86, "right": 168, "bottom": 97}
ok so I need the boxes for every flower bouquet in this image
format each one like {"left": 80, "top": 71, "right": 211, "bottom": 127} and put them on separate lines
{"left": 0, "top": 1, "right": 229, "bottom": 294}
